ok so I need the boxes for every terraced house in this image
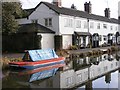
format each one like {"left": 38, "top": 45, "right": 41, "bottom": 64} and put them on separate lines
{"left": 17, "top": 0, "right": 120, "bottom": 50}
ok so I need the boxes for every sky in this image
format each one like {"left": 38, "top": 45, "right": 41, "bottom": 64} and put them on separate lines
{"left": 20, "top": 0, "right": 120, "bottom": 19}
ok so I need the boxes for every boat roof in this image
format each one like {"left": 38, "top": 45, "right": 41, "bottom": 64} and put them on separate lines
{"left": 23, "top": 49, "right": 58, "bottom": 61}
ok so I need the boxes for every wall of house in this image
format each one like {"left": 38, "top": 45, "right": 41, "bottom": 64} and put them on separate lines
{"left": 59, "top": 15, "right": 88, "bottom": 35}
{"left": 37, "top": 33, "right": 55, "bottom": 49}
{"left": 28, "top": 3, "right": 59, "bottom": 35}
{"left": 62, "top": 35, "right": 72, "bottom": 49}
{"left": 119, "top": 1, "right": 120, "bottom": 33}
{"left": 89, "top": 19, "right": 118, "bottom": 45}
{"left": 59, "top": 15, "right": 74, "bottom": 34}
{"left": 59, "top": 14, "right": 118, "bottom": 46}
{"left": 59, "top": 14, "right": 89, "bottom": 48}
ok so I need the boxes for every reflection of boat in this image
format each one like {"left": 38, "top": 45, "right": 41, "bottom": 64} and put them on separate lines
{"left": 19, "top": 62, "right": 65, "bottom": 75}
{"left": 10, "top": 61, "right": 65, "bottom": 83}
{"left": 9, "top": 49, "right": 65, "bottom": 69}
{"left": 29, "top": 68, "right": 58, "bottom": 82}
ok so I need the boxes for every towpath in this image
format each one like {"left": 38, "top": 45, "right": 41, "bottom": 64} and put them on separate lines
{"left": 69, "top": 46, "right": 120, "bottom": 54}
{"left": 2, "top": 45, "right": 120, "bottom": 58}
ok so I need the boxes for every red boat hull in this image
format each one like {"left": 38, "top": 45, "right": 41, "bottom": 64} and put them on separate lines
{"left": 9, "top": 57, "right": 65, "bottom": 69}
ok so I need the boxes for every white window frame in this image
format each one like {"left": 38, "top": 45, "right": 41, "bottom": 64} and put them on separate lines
{"left": 64, "top": 18, "right": 73, "bottom": 27}
{"left": 44, "top": 18, "right": 52, "bottom": 27}
{"left": 76, "top": 20, "right": 81, "bottom": 28}
{"left": 97, "top": 23, "right": 100, "bottom": 29}
{"left": 84, "top": 21, "right": 88, "bottom": 29}
{"left": 103, "top": 24, "right": 107, "bottom": 29}
{"left": 90, "top": 22, "right": 94, "bottom": 29}
{"left": 31, "top": 19, "right": 38, "bottom": 23}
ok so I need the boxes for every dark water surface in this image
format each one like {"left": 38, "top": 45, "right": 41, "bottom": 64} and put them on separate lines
{"left": 2, "top": 52, "right": 120, "bottom": 89}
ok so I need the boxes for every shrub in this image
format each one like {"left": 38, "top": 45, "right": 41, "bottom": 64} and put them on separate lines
{"left": 111, "top": 46, "right": 116, "bottom": 51}
{"left": 56, "top": 49, "right": 69, "bottom": 57}
{"left": 68, "top": 45, "right": 78, "bottom": 50}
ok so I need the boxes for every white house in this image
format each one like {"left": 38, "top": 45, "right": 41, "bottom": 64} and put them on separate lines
{"left": 17, "top": 0, "right": 120, "bottom": 50}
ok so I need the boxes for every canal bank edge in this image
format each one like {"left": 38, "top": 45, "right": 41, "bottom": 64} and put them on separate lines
{"left": 2, "top": 45, "right": 120, "bottom": 70}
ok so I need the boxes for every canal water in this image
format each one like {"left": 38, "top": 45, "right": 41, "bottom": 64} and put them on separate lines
{"left": 2, "top": 52, "right": 120, "bottom": 89}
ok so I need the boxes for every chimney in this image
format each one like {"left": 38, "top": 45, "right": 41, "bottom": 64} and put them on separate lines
{"left": 71, "top": 4, "right": 77, "bottom": 10}
{"left": 104, "top": 8, "right": 110, "bottom": 18}
{"left": 84, "top": 1, "right": 92, "bottom": 14}
{"left": 53, "top": 0, "right": 61, "bottom": 7}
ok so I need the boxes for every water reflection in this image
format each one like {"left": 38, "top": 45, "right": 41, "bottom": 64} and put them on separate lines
{"left": 2, "top": 52, "right": 120, "bottom": 89}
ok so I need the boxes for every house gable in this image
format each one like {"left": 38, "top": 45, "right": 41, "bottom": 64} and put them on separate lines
{"left": 28, "top": 2, "right": 59, "bottom": 20}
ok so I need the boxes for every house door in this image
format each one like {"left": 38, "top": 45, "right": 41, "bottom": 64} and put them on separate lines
{"left": 108, "top": 34, "right": 113, "bottom": 45}
{"left": 83, "top": 36, "right": 86, "bottom": 48}
{"left": 116, "top": 32, "right": 120, "bottom": 44}
{"left": 92, "top": 33, "right": 99, "bottom": 48}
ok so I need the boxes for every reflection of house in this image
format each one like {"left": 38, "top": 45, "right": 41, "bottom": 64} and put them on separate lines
{"left": 118, "top": 1, "right": 120, "bottom": 42}
{"left": 105, "top": 73, "right": 111, "bottom": 83}
{"left": 19, "top": 54, "right": 119, "bottom": 88}
{"left": 17, "top": 0, "right": 119, "bottom": 50}
{"left": 73, "top": 57, "right": 91, "bottom": 71}
{"left": 8, "top": 54, "right": 119, "bottom": 88}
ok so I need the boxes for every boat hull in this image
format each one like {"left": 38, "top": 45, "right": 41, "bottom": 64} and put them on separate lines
{"left": 9, "top": 57, "right": 65, "bottom": 69}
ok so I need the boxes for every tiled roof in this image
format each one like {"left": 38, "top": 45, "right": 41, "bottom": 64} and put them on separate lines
{"left": 17, "top": 23, "right": 55, "bottom": 33}
{"left": 41, "top": 2, "right": 119, "bottom": 24}
{"left": 75, "top": 32, "right": 91, "bottom": 36}
{"left": 21, "top": 2, "right": 119, "bottom": 24}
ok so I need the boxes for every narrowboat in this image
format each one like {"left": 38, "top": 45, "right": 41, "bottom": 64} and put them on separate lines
{"left": 9, "top": 49, "right": 65, "bottom": 69}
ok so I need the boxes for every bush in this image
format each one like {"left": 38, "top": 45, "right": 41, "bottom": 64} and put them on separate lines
{"left": 68, "top": 45, "right": 78, "bottom": 50}
{"left": 56, "top": 49, "right": 69, "bottom": 57}
{"left": 2, "top": 57, "right": 22, "bottom": 69}
{"left": 111, "top": 46, "right": 117, "bottom": 51}
{"left": 101, "top": 43, "right": 107, "bottom": 47}
{"left": 85, "top": 52, "right": 93, "bottom": 56}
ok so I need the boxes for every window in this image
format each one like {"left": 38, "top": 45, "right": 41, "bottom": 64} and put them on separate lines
{"left": 66, "top": 77, "right": 73, "bottom": 86}
{"left": 104, "top": 66, "right": 108, "bottom": 71}
{"left": 49, "top": 18, "right": 52, "bottom": 26}
{"left": 45, "top": 19, "right": 48, "bottom": 26}
{"left": 116, "top": 62, "right": 118, "bottom": 66}
{"left": 44, "top": 18, "right": 52, "bottom": 27}
{"left": 84, "top": 21, "right": 88, "bottom": 29}
{"left": 69, "top": 19, "right": 73, "bottom": 27}
{"left": 103, "top": 24, "right": 107, "bottom": 29}
{"left": 111, "top": 64, "right": 113, "bottom": 68}
{"left": 110, "top": 26, "right": 113, "bottom": 30}
{"left": 76, "top": 20, "right": 81, "bottom": 28}
{"left": 90, "top": 22, "right": 94, "bottom": 28}
{"left": 64, "top": 18, "right": 68, "bottom": 27}
{"left": 116, "top": 26, "right": 118, "bottom": 31}
{"left": 31, "top": 19, "right": 38, "bottom": 23}
{"left": 97, "top": 23, "right": 100, "bottom": 29}
{"left": 77, "top": 74, "right": 82, "bottom": 82}
{"left": 64, "top": 18, "right": 73, "bottom": 27}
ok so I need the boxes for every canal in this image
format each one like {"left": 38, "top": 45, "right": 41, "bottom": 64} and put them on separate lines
{"left": 2, "top": 52, "right": 120, "bottom": 89}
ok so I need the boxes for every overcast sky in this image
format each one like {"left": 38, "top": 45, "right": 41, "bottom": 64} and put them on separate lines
{"left": 20, "top": 0, "right": 120, "bottom": 19}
